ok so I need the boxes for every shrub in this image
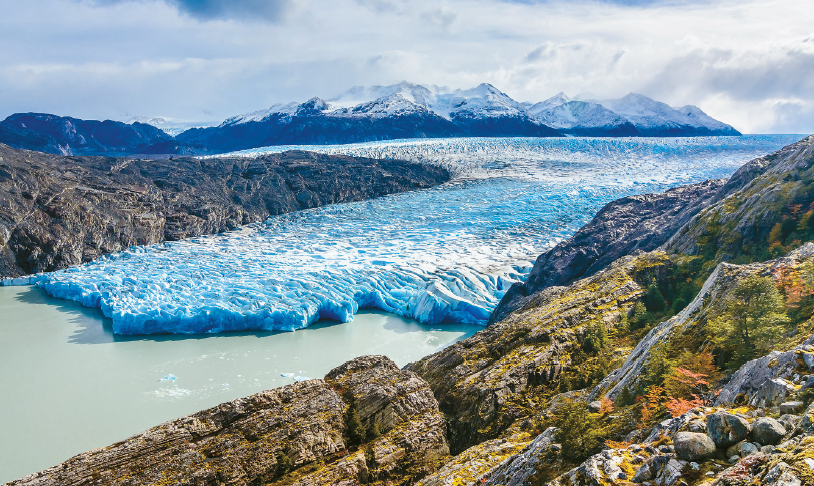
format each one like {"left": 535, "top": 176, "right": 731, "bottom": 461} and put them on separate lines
{"left": 645, "top": 279, "right": 666, "bottom": 312}
{"left": 347, "top": 407, "right": 366, "bottom": 446}
{"left": 554, "top": 400, "right": 602, "bottom": 463}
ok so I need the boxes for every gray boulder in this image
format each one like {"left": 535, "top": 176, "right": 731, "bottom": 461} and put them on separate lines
{"left": 687, "top": 419, "right": 707, "bottom": 433}
{"left": 779, "top": 401, "right": 805, "bottom": 414}
{"left": 707, "top": 412, "right": 751, "bottom": 447}
{"left": 674, "top": 432, "right": 716, "bottom": 461}
{"left": 756, "top": 379, "right": 797, "bottom": 408}
{"left": 750, "top": 417, "right": 786, "bottom": 445}
{"left": 778, "top": 414, "right": 802, "bottom": 431}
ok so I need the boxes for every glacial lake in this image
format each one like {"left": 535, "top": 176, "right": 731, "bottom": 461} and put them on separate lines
{"left": 0, "top": 285, "right": 477, "bottom": 483}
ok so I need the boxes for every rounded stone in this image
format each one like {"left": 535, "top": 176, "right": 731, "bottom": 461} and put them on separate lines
{"left": 674, "top": 431, "right": 717, "bottom": 462}
{"left": 750, "top": 417, "right": 786, "bottom": 445}
{"left": 707, "top": 412, "right": 751, "bottom": 447}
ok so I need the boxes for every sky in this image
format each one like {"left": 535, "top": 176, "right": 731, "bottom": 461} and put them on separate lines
{"left": 0, "top": 0, "right": 812, "bottom": 133}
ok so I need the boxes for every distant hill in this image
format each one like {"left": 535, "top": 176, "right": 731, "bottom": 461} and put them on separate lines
{"left": 0, "top": 83, "right": 740, "bottom": 156}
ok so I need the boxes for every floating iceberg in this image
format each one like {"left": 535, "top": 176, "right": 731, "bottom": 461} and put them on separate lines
{"left": 158, "top": 374, "right": 177, "bottom": 382}
{"left": 26, "top": 136, "right": 801, "bottom": 334}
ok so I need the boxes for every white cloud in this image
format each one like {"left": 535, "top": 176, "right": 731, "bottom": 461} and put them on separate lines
{"left": 0, "top": 0, "right": 811, "bottom": 133}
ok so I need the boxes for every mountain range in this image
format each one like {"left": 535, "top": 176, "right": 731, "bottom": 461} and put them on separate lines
{"left": 0, "top": 82, "right": 741, "bottom": 156}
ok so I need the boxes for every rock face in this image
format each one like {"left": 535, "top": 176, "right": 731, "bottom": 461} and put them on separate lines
{"left": 673, "top": 432, "right": 716, "bottom": 461}
{"left": 4, "top": 380, "right": 348, "bottom": 486}
{"left": 408, "top": 251, "right": 657, "bottom": 453}
{"left": 3, "top": 355, "right": 449, "bottom": 486}
{"left": 665, "top": 134, "right": 814, "bottom": 261}
{"left": 0, "top": 144, "right": 449, "bottom": 278}
{"left": 490, "top": 179, "right": 727, "bottom": 323}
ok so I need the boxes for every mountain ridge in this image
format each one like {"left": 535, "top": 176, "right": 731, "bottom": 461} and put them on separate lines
{"left": 0, "top": 83, "right": 740, "bottom": 156}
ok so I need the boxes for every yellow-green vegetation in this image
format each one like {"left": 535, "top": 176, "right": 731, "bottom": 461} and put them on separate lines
{"left": 416, "top": 435, "right": 532, "bottom": 486}
{"left": 706, "top": 273, "right": 791, "bottom": 367}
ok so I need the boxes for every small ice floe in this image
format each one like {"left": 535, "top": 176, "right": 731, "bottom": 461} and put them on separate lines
{"left": 221, "top": 383, "right": 229, "bottom": 387}
{"left": 158, "top": 374, "right": 177, "bottom": 382}
{"left": 281, "top": 372, "right": 295, "bottom": 377}
{"left": 293, "top": 376, "right": 310, "bottom": 382}
{"left": 151, "top": 388, "right": 191, "bottom": 399}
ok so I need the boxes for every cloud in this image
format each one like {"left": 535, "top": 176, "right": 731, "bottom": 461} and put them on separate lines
{"left": 93, "top": 0, "right": 292, "bottom": 22}
{"left": 421, "top": 7, "right": 457, "bottom": 29}
{"left": 0, "top": 0, "right": 811, "bottom": 133}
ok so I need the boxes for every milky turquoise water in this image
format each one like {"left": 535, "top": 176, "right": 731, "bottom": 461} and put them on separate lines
{"left": 0, "top": 285, "right": 476, "bottom": 482}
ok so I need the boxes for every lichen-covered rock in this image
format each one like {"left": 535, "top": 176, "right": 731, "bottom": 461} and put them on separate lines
{"left": 716, "top": 343, "right": 814, "bottom": 407}
{"left": 325, "top": 355, "right": 444, "bottom": 437}
{"left": 408, "top": 252, "right": 654, "bottom": 452}
{"left": 416, "top": 436, "right": 532, "bottom": 486}
{"left": 483, "top": 428, "right": 559, "bottom": 486}
{"left": 4, "top": 354, "right": 450, "bottom": 486}
{"left": 491, "top": 178, "right": 728, "bottom": 323}
{"left": 780, "top": 401, "right": 805, "bottom": 414}
{"left": 4, "top": 380, "right": 347, "bottom": 486}
{"left": 674, "top": 432, "right": 716, "bottom": 461}
{"left": 707, "top": 412, "right": 751, "bottom": 448}
{"left": 751, "top": 418, "right": 787, "bottom": 446}
{"left": 763, "top": 462, "right": 802, "bottom": 486}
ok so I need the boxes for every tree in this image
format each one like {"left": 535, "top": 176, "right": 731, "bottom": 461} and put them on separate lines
{"left": 347, "top": 407, "right": 366, "bottom": 446}
{"left": 642, "top": 341, "right": 674, "bottom": 388}
{"left": 645, "top": 279, "right": 666, "bottom": 312}
{"left": 630, "top": 301, "right": 649, "bottom": 330}
{"left": 583, "top": 319, "right": 608, "bottom": 354}
{"left": 554, "top": 400, "right": 601, "bottom": 463}
{"left": 707, "top": 274, "right": 789, "bottom": 365}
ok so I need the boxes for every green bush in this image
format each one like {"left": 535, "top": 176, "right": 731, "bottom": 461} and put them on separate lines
{"left": 554, "top": 400, "right": 602, "bottom": 463}
{"left": 347, "top": 407, "right": 366, "bottom": 446}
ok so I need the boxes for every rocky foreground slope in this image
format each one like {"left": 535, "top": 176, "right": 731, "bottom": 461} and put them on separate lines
{"left": 6, "top": 136, "right": 814, "bottom": 486}
{"left": 4, "top": 356, "right": 449, "bottom": 486}
{"left": 0, "top": 144, "right": 449, "bottom": 278}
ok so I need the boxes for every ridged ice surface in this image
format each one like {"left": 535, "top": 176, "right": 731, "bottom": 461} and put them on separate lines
{"left": 25, "top": 136, "right": 803, "bottom": 334}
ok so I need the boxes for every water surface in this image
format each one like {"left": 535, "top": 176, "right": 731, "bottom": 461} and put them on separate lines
{"left": 0, "top": 285, "right": 476, "bottom": 483}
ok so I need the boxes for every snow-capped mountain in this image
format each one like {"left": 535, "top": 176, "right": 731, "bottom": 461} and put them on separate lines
{"left": 532, "top": 100, "right": 639, "bottom": 136}
{"left": 0, "top": 82, "right": 741, "bottom": 156}
{"left": 127, "top": 116, "right": 218, "bottom": 136}
{"left": 176, "top": 82, "right": 561, "bottom": 152}
{"left": 595, "top": 93, "right": 740, "bottom": 136}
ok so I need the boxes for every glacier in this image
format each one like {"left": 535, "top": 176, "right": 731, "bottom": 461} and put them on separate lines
{"left": 17, "top": 135, "right": 804, "bottom": 335}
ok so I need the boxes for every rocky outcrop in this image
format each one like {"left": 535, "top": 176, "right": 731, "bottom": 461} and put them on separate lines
{"left": 665, "top": 135, "right": 814, "bottom": 261}
{"left": 590, "top": 243, "right": 814, "bottom": 402}
{"left": 4, "top": 379, "right": 348, "bottom": 486}
{"left": 0, "top": 144, "right": 449, "bottom": 278}
{"left": 407, "top": 251, "right": 663, "bottom": 453}
{"left": 3, "top": 355, "right": 449, "bottom": 486}
{"left": 490, "top": 179, "right": 727, "bottom": 323}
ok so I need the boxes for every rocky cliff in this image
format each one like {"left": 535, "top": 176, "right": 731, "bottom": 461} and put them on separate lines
{"left": 0, "top": 144, "right": 449, "bottom": 278}
{"left": 490, "top": 179, "right": 728, "bottom": 323}
{"left": 3, "top": 356, "right": 449, "bottom": 486}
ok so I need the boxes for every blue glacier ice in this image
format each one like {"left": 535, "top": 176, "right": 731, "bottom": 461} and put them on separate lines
{"left": 20, "top": 135, "right": 804, "bottom": 334}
